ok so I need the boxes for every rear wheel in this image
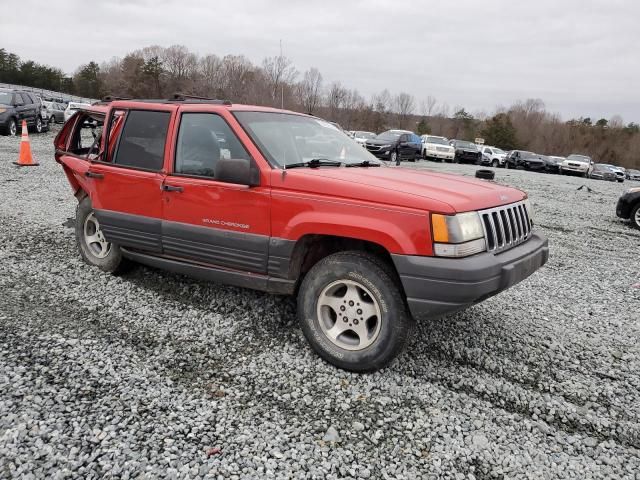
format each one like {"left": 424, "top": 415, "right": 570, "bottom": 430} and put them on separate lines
{"left": 75, "top": 197, "right": 130, "bottom": 274}
{"left": 297, "top": 251, "right": 411, "bottom": 372}
{"left": 33, "top": 116, "right": 43, "bottom": 134}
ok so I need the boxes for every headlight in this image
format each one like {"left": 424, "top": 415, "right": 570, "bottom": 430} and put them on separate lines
{"left": 524, "top": 199, "right": 534, "bottom": 223}
{"left": 431, "top": 212, "right": 486, "bottom": 257}
{"left": 380, "top": 144, "right": 391, "bottom": 148}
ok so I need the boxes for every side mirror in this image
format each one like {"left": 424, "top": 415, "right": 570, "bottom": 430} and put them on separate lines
{"left": 215, "top": 157, "right": 260, "bottom": 186}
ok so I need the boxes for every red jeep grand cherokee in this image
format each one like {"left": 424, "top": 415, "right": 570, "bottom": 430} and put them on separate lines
{"left": 54, "top": 96, "right": 548, "bottom": 372}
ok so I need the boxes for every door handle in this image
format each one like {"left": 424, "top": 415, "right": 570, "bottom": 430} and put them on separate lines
{"left": 162, "top": 184, "right": 183, "bottom": 192}
{"left": 85, "top": 171, "right": 104, "bottom": 179}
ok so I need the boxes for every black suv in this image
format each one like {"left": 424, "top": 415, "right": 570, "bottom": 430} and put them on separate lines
{"left": 365, "top": 130, "right": 422, "bottom": 163}
{"left": 450, "top": 140, "right": 481, "bottom": 164}
{"left": 505, "top": 150, "right": 545, "bottom": 171}
{"left": 0, "top": 89, "right": 47, "bottom": 136}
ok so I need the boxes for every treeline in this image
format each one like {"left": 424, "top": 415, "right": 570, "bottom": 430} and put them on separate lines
{"left": 2, "top": 45, "right": 638, "bottom": 168}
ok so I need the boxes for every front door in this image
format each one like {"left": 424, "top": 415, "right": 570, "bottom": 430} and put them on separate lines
{"left": 87, "top": 108, "right": 173, "bottom": 254}
{"left": 161, "top": 111, "right": 271, "bottom": 274}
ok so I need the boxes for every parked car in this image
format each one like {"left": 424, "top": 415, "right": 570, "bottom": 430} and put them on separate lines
{"left": 616, "top": 187, "right": 640, "bottom": 229}
{"left": 421, "top": 135, "right": 454, "bottom": 162}
{"left": 53, "top": 98, "right": 548, "bottom": 372}
{"left": 542, "top": 155, "right": 563, "bottom": 174}
{"left": 43, "top": 101, "right": 66, "bottom": 124}
{"left": 625, "top": 169, "right": 640, "bottom": 181}
{"left": 589, "top": 164, "right": 617, "bottom": 182}
{"left": 450, "top": 140, "right": 481, "bottom": 164}
{"left": 559, "top": 154, "right": 593, "bottom": 177}
{"left": 478, "top": 146, "right": 507, "bottom": 167}
{"left": 600, "top": 164, "right": 625, "bottom": 182}
{"left": 0, "top": 88, "right": 47, "bottom": 135}
{"left": 365, "top": 130, "right": 422, "bottom": 163}
{"left": 505, "top": 150, "right": 545, "bottom": 171}
{"left": 352, "top": 131, "right": 377, "bottom": 146}
{"left": 64, "top": 102, "right": 92, "bottom": 122}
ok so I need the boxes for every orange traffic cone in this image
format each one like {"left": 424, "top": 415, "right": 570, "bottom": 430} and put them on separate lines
{"left": 13, "top": 120, "right": 39, "bottom": 167}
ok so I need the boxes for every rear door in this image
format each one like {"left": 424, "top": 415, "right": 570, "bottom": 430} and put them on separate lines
{"left": 161, "top": 110, "right": 271, "bottom": 274}
{"left": 86, "top": 107, "right": 173, "bottom": 254}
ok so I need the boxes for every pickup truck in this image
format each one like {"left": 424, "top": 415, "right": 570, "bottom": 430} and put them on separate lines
{"left": 54, "top": 96, "right": 549, "bottom": 372}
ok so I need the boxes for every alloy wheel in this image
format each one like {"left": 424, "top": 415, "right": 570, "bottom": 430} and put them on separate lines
{"left": 316, "top": 279, "right": 382, "bottom": 351}
{"left": 83, "top": 212, "right": 111, "bottom": 259}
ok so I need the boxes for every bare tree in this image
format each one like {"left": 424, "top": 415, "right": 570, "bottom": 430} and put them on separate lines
{"left": 327, "top": 81, "right": 348, "bottom": 119}
{"left": 393, "top": 92, "right": 415, "bottom": 129}
{"left": 262, "top": 55, "right": 297, "bottom": 107}
{"left": 421, "top": 95, "right": 437, "bottom": 117}
{"left": 296, "top": 67, "right": 323, "bottom": 114}
{"left": 609, "top": 115, "right": 624, "bottom": 129}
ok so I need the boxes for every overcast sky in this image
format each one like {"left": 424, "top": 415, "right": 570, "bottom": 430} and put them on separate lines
{"left": 3, "top": 0, "right": 639, "bottom": 122}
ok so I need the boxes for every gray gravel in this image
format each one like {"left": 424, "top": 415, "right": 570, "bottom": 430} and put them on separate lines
{"left": 1, "top": 128, "right": 639, "bottom": 479}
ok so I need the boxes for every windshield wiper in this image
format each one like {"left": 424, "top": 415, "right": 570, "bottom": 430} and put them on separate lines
{"left": 345, "top": 160, "right": 381, "bottom": 168}
{"left": 285, "top": 158, "right": 343, "bottom": 169}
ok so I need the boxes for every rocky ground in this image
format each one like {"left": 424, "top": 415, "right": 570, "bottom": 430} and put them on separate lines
{"left": 1, "top": 127, "right": 639, "bottom": 479}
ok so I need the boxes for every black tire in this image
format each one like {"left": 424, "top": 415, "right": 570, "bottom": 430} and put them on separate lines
{"left": 297, "top": 251, "right": 411, "bottom": 372}
{"left": 491, "top": 159, "right": 499, "bottom": 168}
{"left": 390, "top": 151, "right": 398, "bottom": 164}
{"left": 475, "top": 169, "right": 495, "bottom": 180}
{"left": 630, "top": 203, "right": 640, "bottom": 230}
{"left": 452, "top": 156, "right": 459, "bottom": 164}
{"left": 2, "top": 118, "right": 18, "bottom": 136}
{"left": 31, "top": 116, "right": 43, "bottom": 134}
{"left": 75, "top": 197, "right": 131, "bottom": 274}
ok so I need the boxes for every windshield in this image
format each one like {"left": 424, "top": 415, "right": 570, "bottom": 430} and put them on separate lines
{"left": 454, "top": 141, "right": 477, "bottom": 149}
{"left": 493, "top": 148, "right": 505, "bottom": 154}
{"left": 355, "top": 131, "right": 376, "bottom": 139}
{"left": 234, "top": 111, "right": 380, "bottom": 167}
{"left": 520, "top": 152, "right": 537, "bottom": 160}
{"left": 0, "top": 92, "right": 12, "bottom": 105}
{"left": 376, "top": 131, "right": 401, "bottom": 141}
{"left": 426, "top": 136, "right": 448, "bottom": 145}
{"left": 567, "top": 154, "right": 590, "bottom": 162}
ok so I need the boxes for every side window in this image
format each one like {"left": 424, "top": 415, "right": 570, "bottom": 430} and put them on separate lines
{"left": 68, "top": 113, "right": 104, "bottom": 158}
{"left": 174, "top": 113, "right": 251, "bottom": 179}
{"left": 14, "top": 94, "right": 24, "bottom": 106}
{"left": 112, "top": 110, "right": 170, "bottom": 171}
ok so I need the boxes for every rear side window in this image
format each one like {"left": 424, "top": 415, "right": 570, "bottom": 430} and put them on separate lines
{"left": 174, "top": 113, "right": 251, "bottom": 178}
{"left": 112, "top": 110, "right": 170, "bottom": 171}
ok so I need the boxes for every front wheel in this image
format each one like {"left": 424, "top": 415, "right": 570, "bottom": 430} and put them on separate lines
{"left": 75, "top": 197, "right": 130, "bottom": 274}
{"left": 297, "top": 251, "right": 411, "bottom": 372}
{"left": 34, "top": 116, "right": 43, "bottom": 134}
{"left": 631, "top": 204, "right": 640, "bottom": 230}
{"left": 4, "top": 118, "right": 17, "bottom": 136}
{"left": 491, "top": 159, "right": 499, "bottom": 168}
{"left": 390, "top": 151, "right": 398, "bottom": 164}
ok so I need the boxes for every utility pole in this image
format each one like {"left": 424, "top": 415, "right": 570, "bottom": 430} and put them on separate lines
{"left": 280, "top": 39, "right": 284, "bottom": 109}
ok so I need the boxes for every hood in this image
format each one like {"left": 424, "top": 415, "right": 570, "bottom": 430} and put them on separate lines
{"left": 455, "top": 146, "right": 479, "bottom": 152}
{"left": 427, "top": 142, "right": 453, "bottom": 149}
{"left": 0, "top": 102, "right": 11, "bottom": 108}
{"left": 366, "top": 138, "right": 395, "bottom": 146}
{"left": 562, "top": 158, "right": 589, "bottom": 166}
{"left": 271, "top": 167, "right": 526, "bottom": 214}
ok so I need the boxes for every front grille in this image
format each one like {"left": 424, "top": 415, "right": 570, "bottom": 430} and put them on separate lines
{"left": 479, "top": 201, "right": 532, "bottom": 254}
{"left": 436, "top": 147, "right": 449, "bottom": 152}
{"left": 366, "top": 145, "right": 381, "bottom": 152}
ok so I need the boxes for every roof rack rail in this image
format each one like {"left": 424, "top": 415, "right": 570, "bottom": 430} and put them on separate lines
{"left": 101, "top": 95, "right": 132, "bottom": 102}
{"left": 171, "top": 92, "right": 232, "bottom": 105}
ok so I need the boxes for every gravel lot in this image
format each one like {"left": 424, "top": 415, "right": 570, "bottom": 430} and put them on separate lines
{"left": 1, "top": 128, "right": 639, "bottom": 479}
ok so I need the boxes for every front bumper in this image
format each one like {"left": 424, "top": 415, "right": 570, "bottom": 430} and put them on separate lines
{"left": 392, "top": 232, "right": 549, "bottom": 320}
{"left": 425, "top": 149, "right": 454, "bottom": 160}
{"left": 561, "top": 165, "right": 588, "bottom": 173}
